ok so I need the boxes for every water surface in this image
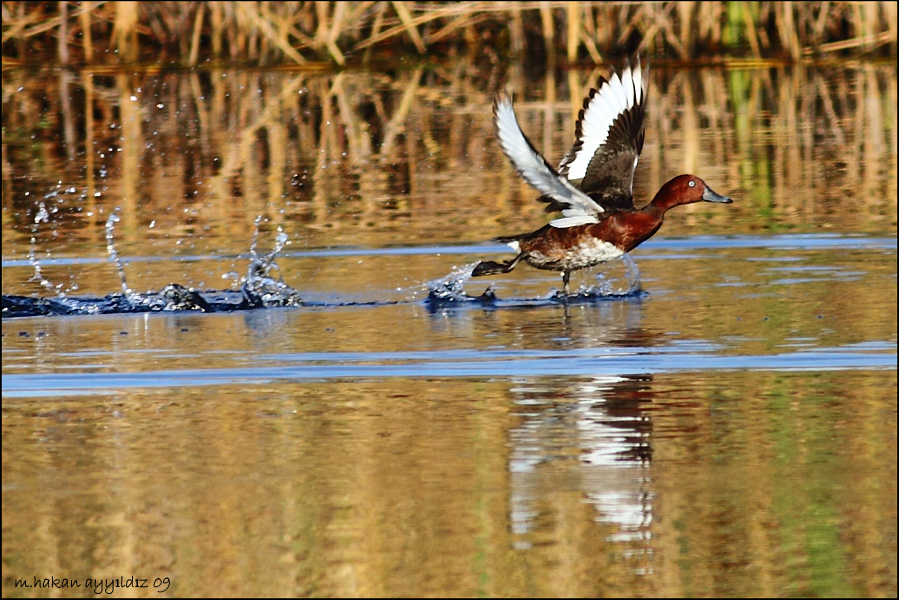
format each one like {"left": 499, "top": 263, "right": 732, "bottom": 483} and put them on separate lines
{"left": 2, "top": 60, "right": 896, "bottom": 597}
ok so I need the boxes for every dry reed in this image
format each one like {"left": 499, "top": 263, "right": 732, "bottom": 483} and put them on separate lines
{"left": 2, "top": 1, "right": 896, "bottom": 66}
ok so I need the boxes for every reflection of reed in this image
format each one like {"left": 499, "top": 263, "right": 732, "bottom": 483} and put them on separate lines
{"left": 1, "top": 63, "right": 896, "bottom": 254}
{"left": 4, "top": 2, "right": 896, "bottom": 65}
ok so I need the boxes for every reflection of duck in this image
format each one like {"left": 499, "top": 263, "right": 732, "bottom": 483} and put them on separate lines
{"left": 473, "top": 58, "right": 732, "bottom": 294}
{"left": 508, "top": 375, "right": 655, "bottom": 552}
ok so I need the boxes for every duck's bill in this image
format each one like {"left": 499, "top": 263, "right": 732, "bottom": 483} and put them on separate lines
{"left": 703, "top": 186, "right": 733, "bottom": 203}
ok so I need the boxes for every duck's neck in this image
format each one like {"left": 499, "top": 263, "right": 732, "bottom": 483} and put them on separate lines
{"left": 647, "top": 190, "right": 681, "bottom": 213}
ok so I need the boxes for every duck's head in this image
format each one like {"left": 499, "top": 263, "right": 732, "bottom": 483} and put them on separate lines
{"left": 653, "top": 174, "right": 732, "bottom": 210}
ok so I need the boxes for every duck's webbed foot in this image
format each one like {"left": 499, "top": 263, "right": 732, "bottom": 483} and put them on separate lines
{"left": 472, "top": 253, "right": 524, "bottom": 277}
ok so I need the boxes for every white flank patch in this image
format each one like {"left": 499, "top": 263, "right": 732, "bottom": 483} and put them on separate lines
{"left": 505, "top": 240, "right": 521, "bottom": 252}
{"left": 562, "top": 62, "right": 646, "bottom": 182}
{"left": 573, "top": 239, "right": 624, "bottom": 267}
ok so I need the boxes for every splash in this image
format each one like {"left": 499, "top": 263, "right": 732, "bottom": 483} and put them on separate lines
{"left": 621, "top": 253, "right": 642, "bottom": 295}
{"left": 239, "top": 217, "right": 303, "bottom": 308}
{"left": 104, "top": 209, "right": 145, "bottom": 306}
{"left": 568, "top": 253, "right": 643, "bottom": 299}
{"left": 4, "top": 213, "right": 304, "bottom": 318}
{"left": 422, "top": 257, "right": 644, "bottom": 308}
{"left": 27, "top": 202, "right": 60, "bottom": 296}
{"left": 245, "top": 216, "right": 289, "bottom": 281}
{"left": 425, "top": 262, "right": 496, "bottom": 307}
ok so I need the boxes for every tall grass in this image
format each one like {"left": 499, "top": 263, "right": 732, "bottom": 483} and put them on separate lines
{"left": 2, "top": 1, "right": 896, "bottom": 66}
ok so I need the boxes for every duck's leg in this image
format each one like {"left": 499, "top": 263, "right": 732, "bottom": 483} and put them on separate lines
{"left": 472, "top": 253, "right": 524, "bottom": 277}
{"left": 562, "top": 271, "right": 571, "bottom": 295}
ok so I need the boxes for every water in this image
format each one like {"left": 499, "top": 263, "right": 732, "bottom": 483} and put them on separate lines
{"left": 2, "top": 61, "right": 896, "bottom": 597}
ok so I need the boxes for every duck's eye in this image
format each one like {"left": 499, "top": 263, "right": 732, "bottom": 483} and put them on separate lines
{"left": 688, "top": 180, "right": 696, "bottom": 188}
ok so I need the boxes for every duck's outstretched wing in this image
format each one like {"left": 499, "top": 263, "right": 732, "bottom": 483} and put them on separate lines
{"left": 494, "top": 94, "right": 604, "bottom": 227}
{"left": 557, "top": 57, "right": 648, "bottom": 212}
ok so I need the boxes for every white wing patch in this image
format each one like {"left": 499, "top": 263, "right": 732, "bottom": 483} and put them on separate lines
{"left": 561, "top": 60, "right": 646, "bottom": 182}
{"left": 494, "top": 97, "right": 604, "bottom": 224}
{"left": 549, "top": 215, "right": 600, "bottom": 228}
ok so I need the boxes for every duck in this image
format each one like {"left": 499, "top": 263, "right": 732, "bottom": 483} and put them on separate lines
{"left": 471, "top": 57, "right": 732, "bottom": 295}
